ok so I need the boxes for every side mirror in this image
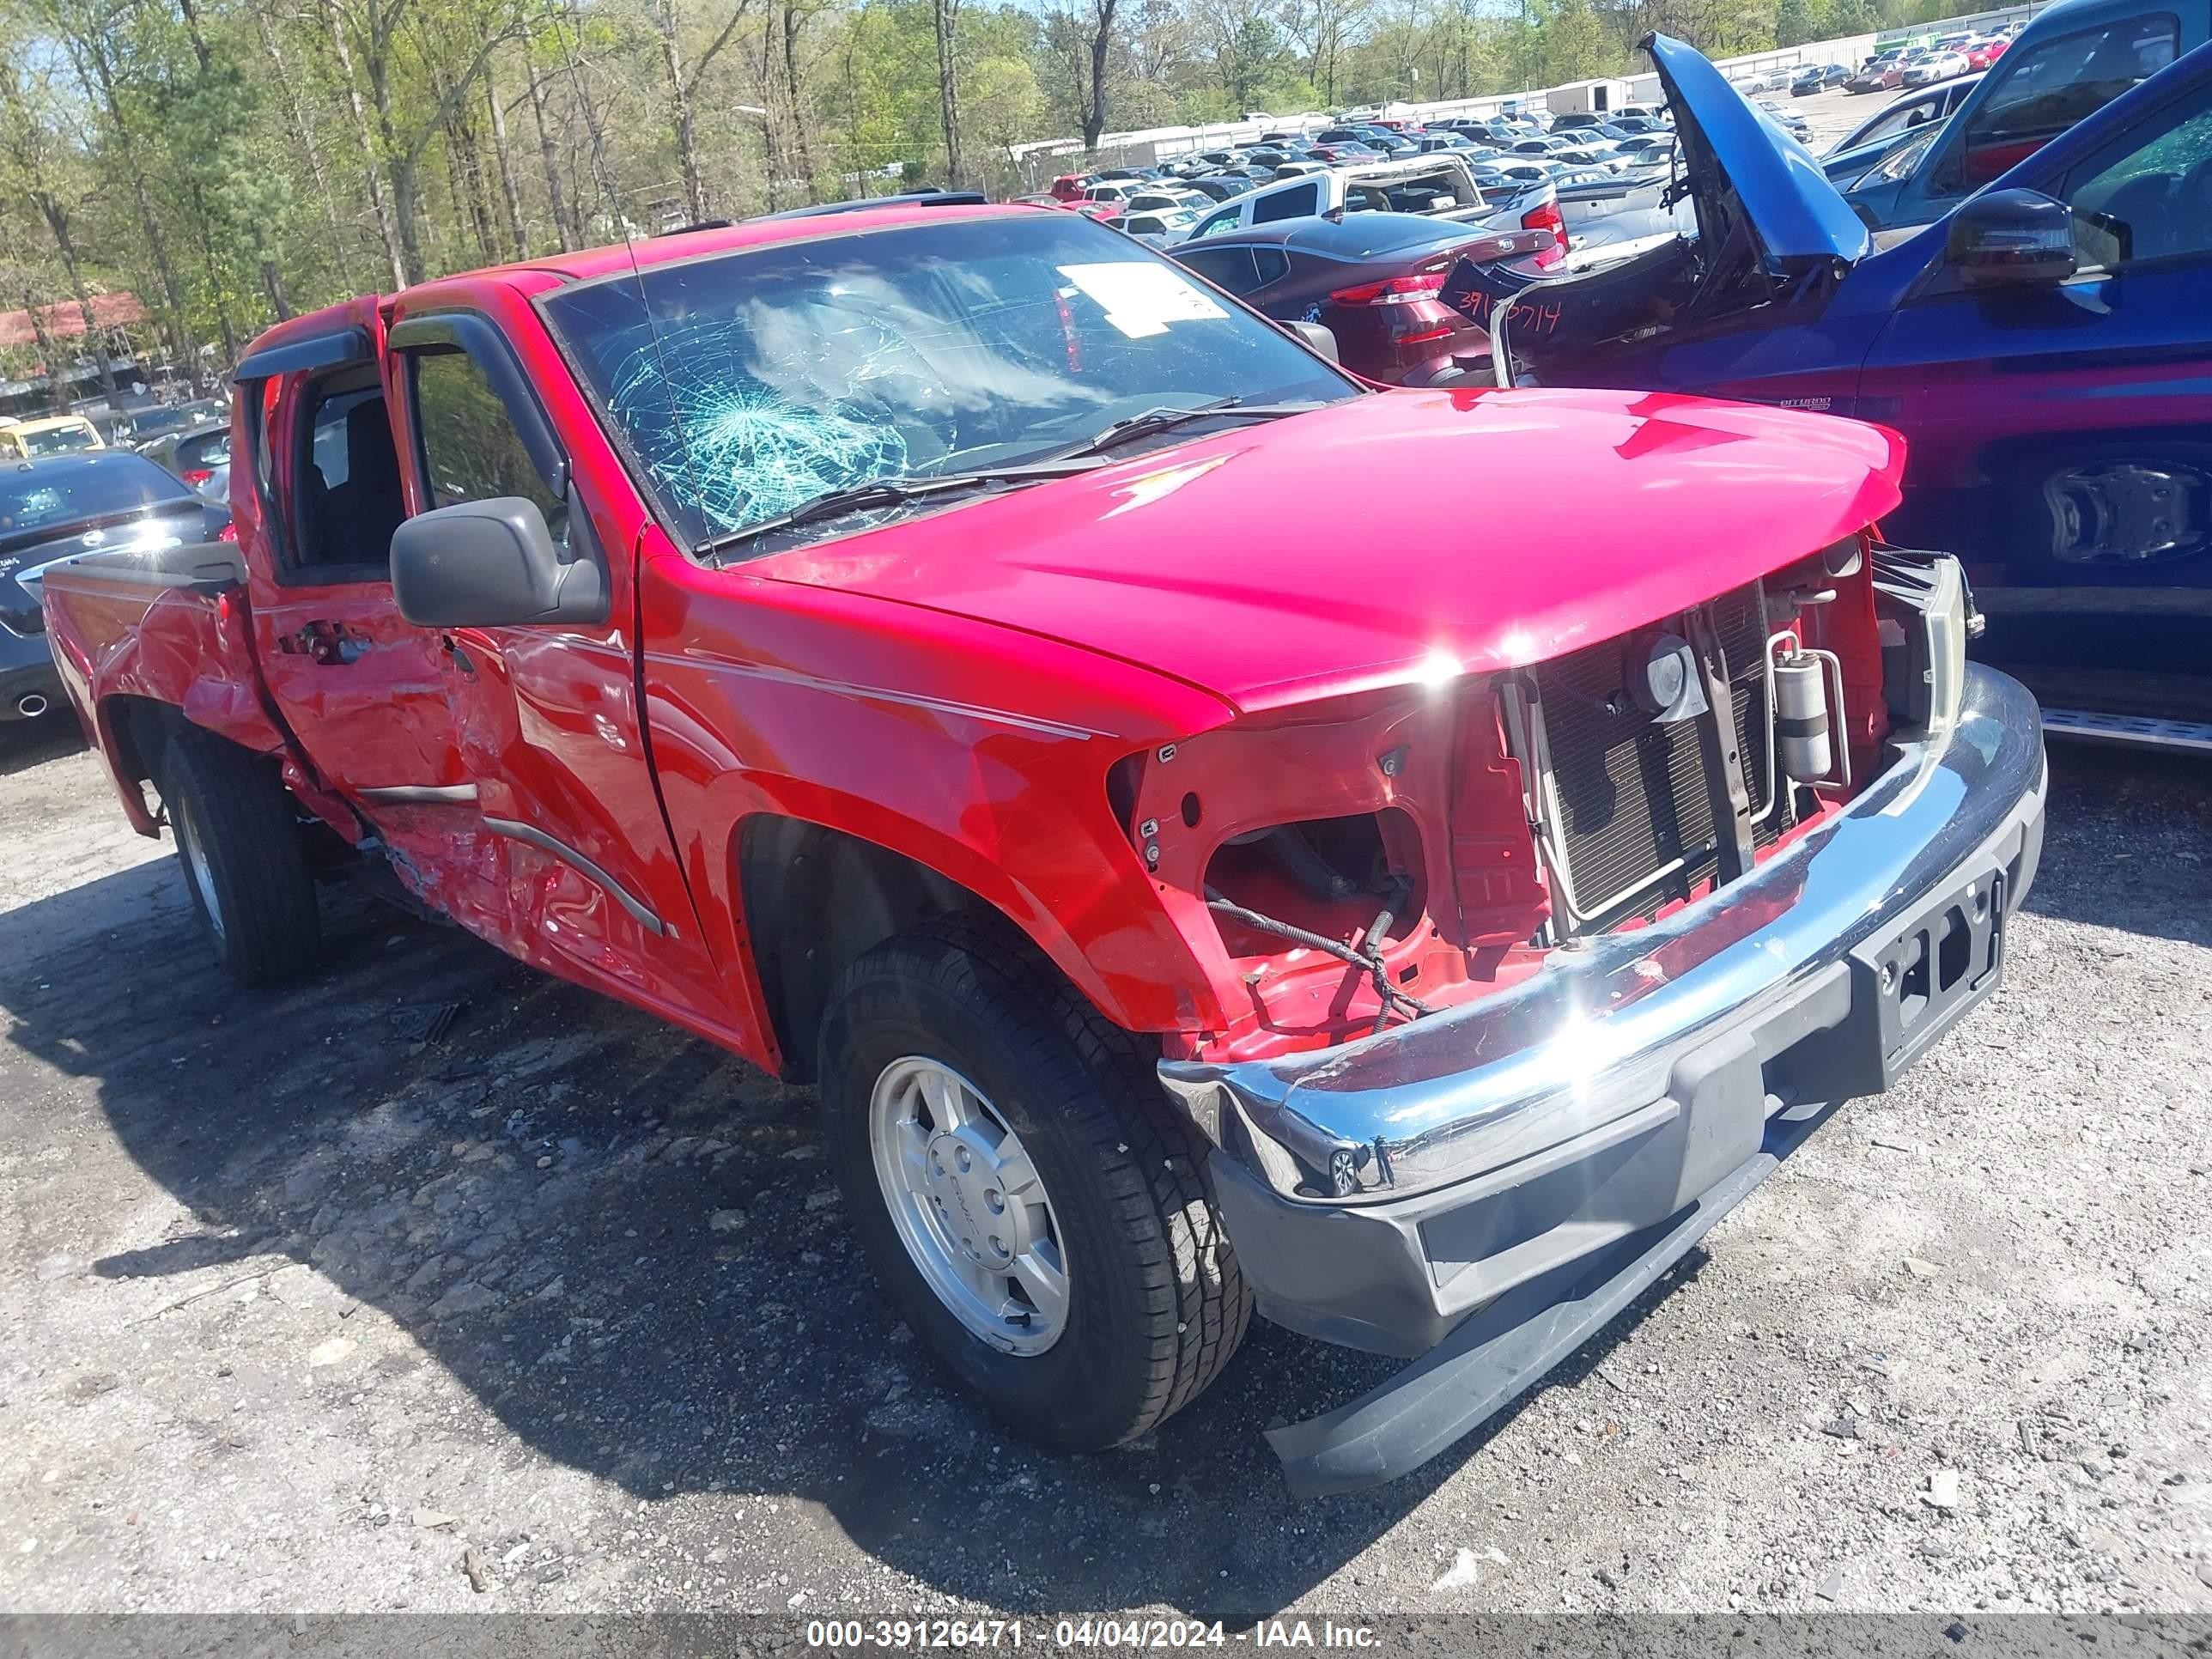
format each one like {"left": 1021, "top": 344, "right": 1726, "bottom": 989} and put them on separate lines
{"left": 1947, "top": 188, "right": 2076, "bottom": 290}
{"left": 1287, "top": 319, "right": 1340, "bottom": 362}
{"left": 392, "top": 497, "right": 606, "bottom": 629}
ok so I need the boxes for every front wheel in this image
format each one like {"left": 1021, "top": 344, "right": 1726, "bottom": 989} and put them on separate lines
{"left": 818, "top": 923, "right": 1250, "bottom": 1451}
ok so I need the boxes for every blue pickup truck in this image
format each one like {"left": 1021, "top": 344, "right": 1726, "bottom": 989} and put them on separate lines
{"left": 1449, "top": 31, "right": 2212, "bottom": 749}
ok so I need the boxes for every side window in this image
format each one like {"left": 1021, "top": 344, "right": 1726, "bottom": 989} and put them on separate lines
{"left": 1947, "top": 15, "right": 2179, "bottom": 191}
{"left": 2060, "top": 79, "right": 2212, "bottom": 268}
{"left": 1177, "top": 246, "right": 1261, "bottom": 293}
{"left": 1251, "top": 248, "right": 1291, "bottom": 286}
{"left": 1866, "top": 124, "right": 1946, "bottom": 188}
{"left": 1194, "top": 205, "right": 1244, "bottom": 238}
{"left": 1253, "top": 183, "right": 1322, "bottom": 223}
{"left": 409, "top": 349, "right": 568, "bottom": 549}
{"left": 176, "top": 430, "right": 232, "bottom": 473}
{"left": 293, "top": 377, "right": 404, "bottom": 574}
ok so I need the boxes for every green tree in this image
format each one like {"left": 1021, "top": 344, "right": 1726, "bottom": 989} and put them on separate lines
{"left": 1774, "top": 0, "right": 1826, "bottom": 47}
{"left": 1541, "top": 0, "right": 1606, "bottom": 83}
{"left": 1826, "top": 0, "right": 1878, "bottom": 34}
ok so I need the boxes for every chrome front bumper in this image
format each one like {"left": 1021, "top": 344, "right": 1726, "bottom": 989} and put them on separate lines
{"left": 1161, "top": 665, "right": 2045, "bottom": 1362}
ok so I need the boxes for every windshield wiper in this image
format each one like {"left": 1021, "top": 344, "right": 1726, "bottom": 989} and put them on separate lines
{"left": 695, "top": 458, "right": 1109, "bottom": 559}
{"left": 1044, "top": 397, "right": 1326, "bottom": 463}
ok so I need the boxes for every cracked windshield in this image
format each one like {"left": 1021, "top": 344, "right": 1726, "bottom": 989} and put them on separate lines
{"left": 543, "top": 213, "right": 1353, "bottom": 556}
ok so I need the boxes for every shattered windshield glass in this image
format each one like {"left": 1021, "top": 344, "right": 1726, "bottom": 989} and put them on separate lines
{"left": 542, "top": 213, "right": 1355, "bottom": 556}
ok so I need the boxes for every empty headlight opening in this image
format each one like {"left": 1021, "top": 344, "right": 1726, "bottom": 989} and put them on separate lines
{"left": 1202, "top": 810, "right": 1436, "bottom": 1026}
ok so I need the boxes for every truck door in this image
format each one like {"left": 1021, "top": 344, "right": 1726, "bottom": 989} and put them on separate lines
{"left": 1856, "top": 64, "right": 2212, "bottom": 728}
{"left": 240, "top": 300, "right": 467, "bottom": 794}
{"left": 380, "top": 297, "right": 738, "bottom": 1042}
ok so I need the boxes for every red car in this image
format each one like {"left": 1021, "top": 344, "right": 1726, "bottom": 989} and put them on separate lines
{"left": 1047, "top": 173, "right": 1091, "bottom": 202}
{"left": 1175, "top": 214, "right": 1553, "bottom": 384}
{"left": 1019, "top": 192, "right": 1121, "bottom": 225}
{"left": 41, "top": 198, "right": 2043, "bottom": 1495}
{"left": 1965, "top": 35, "right": 2008, "bottom": 70}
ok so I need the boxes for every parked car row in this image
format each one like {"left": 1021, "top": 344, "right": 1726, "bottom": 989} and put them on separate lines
{"left": 1854, "top": 27, "right": 2013, "bottom": 94}
{"left": 1037, "top": 103, "right": 1674, "bottom": 253}
{"left": 0, "top": 399, "right": 230, "bottom": 501}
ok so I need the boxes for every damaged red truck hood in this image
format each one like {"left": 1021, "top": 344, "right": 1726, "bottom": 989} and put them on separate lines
{"left": 752, "top": 386, "right": 1905, "bottom": 714}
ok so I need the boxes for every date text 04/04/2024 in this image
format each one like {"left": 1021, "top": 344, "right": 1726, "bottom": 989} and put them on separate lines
{"left": 801, "top": 1620, "right": 1382, "bottom": 1649}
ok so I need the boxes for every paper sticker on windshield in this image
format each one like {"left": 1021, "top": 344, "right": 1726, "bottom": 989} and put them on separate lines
{"left": 1058, "top": 263, "right": 1228, "bottom": 338}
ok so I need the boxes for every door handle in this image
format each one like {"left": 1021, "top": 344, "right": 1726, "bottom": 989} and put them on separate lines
{"left": 283, "top": 621, "right": 368, "bottom": 665}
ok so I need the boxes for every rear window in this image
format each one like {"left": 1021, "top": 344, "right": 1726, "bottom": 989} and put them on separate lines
{"left": 121, "top": 405, "right": 209, "bottom": 441}
{"left": 1366, "top": 166, "right": 1476, "bottom": 216}
{"left": 16, "top": 422, "right": 100, "bottom": 457}
{"left": 1252, "top": 181, "right": 1323, "bottom": 222}
{"left": 174, "top": 429, "right": 233, "bottom": 471}
{"left": 0, "top": 453, "right": 191, "bottom": 537}
{"left": 1855, "top": 93, "right": 1947, "bottom": 147}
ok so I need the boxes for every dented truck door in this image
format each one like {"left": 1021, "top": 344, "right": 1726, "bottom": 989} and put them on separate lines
{"left": 235, "top": 296, "right": 468, "bottom": 797}
{"left": 377, "top": 290, "right": 738, "bottom": 1045}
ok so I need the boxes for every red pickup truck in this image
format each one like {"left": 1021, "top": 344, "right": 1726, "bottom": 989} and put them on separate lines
{"left": 40, "top": 201, "right": 2046, "bottom": 1494}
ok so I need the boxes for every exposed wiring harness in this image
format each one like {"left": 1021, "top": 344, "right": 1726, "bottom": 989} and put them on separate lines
{"left": 1206, "top": 876, "right": 1437, "bottom": 1030}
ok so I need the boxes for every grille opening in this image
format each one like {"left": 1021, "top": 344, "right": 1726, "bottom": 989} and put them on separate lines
{"left": 1518, "top": 582, "right": 1788, "bottom": 934}
{"left": 1204, "top": 810, "right": 1421, "bottom": 959}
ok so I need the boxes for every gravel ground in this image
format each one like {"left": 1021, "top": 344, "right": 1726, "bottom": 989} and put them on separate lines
{"left": 1781, "top": 83, "right": 1890, "bottom": 153}
{"left": 2, "top": 713, "right": 2208, "bottom": 1622}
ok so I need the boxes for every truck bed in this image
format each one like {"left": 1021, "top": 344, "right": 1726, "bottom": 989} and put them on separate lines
{"left": 40, "top": 538, "right": 283, "bottom": 833}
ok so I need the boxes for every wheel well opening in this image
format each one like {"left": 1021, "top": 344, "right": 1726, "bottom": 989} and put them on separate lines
{"left": 101, "top": 696, "right": 186, "bottom": 797}
{"left": 738, "top": 817, "right": 995, "bottom": 1085}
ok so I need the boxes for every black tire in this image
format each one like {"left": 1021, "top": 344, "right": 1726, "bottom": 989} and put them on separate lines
{"left": 817, "top": 921, "right": 1251, "bottom": 1451}
{"left": 157, "top": 726, "right": 321, "bottom": 986}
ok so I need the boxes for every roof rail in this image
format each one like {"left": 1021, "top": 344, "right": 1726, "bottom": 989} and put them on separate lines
{"left": 746, "top": 188, "right": 990, "bottom": 222}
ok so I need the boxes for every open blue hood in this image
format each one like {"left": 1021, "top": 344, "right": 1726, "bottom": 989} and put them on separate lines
{"left": 1644, "top": 33, "right": 1872, "bottom": 271}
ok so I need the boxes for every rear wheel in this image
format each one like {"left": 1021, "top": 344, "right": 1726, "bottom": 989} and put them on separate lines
{"left": 818, "top": 922, "right": 1250, "bottom": 1450}
{"left": 158, "top": 727, "right": 321, "bottom": 986}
